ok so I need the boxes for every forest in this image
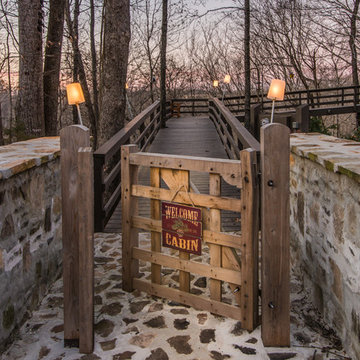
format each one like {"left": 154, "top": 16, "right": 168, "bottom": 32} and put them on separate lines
{"left": 0, "top": 0, "right": 359, "bottom": 147}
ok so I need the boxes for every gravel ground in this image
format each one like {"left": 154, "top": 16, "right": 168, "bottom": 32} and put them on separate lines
{"left": 1, "top": 233, "right": 351, "bottom": 360}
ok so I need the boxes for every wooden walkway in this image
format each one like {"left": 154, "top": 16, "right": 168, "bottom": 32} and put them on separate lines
{"left": 104, "top": 116, "right": 240, "bottom": 233}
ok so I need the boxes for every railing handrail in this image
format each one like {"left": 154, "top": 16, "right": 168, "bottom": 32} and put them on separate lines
{"left": 209, "top": 97, "right": 260, "bottom": 154}
{"left": 224, "top": 84, "right": 360, "bottom": 102}
{"left": 94, "top": 100, "right": 160, "bottom": 162}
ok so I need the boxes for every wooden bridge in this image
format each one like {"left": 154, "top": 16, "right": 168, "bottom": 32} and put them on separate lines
{"left": 59, "top": 84, "right": 360, "bottom": 354}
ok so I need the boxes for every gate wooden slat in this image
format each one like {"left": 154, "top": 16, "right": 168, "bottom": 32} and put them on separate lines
{"left": 261, "top": 124, "right": 290, "bottom": 346}
{"left": 209, "top": 174, "right": 222, "bottom": 301}
{"left": 134, "top": 279, "right": 242, "bottom": 320}
{"left": 240, "top": 149, "right": 259, "bottom": 331}
{"left": 133, "top": 248, "right": 241, "bottom": 284}
{"left": 78, "top": 147, "right": 94, "bottom": 354}
{"left": 121, "top": 145, "right": 140, "bottom": 292}
{"left": 131, "top": 184, "right": 241, "bottom": 211}
{"left": 150, "top": 168, "right": 161, "bottom": 284}
{"left": 131, "top": 216, "right": 242, "bottom": 249}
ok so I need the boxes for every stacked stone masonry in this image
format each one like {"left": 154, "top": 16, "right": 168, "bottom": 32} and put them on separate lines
{"left": 0, "top": 137, "right": 61, "bottom": 352}
{"left": 290, "top": 133, "right": 360, "bottom": 360}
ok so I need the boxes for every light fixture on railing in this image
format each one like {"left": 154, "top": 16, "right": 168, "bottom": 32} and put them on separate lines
{"left": 66, "top": 82, "right": 85, "bottom": 126}
{"left": 267, "top": 79, "right": 285, "bottom": 123}
{"left": 213, "top": 80, "right": 219, "bottom": 88}
{"left": 222, "top": 75, "right": 231, "bottom": 102}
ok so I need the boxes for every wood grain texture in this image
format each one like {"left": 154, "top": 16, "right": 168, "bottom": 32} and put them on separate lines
{"left": 121, "top": 145, "right": 139, "bottom": 292}
{"left": 240, "top": 149, "right": 259, "bottom": 331}
{"left": 261, "top": 123, "right": 290, "bottom": 346}
{"left": 60, "top": 125, "right": 90, "bottom": 341}
{"left": 78, "top": 148, "right": 94, "bottom": 354}
{"left": 209, "top": 174, "right": 222, "bottom": 301}
{"left": 150, "top": 167, "right": 161, "bottom": 284}
{"left": 134, "top": 279, "right": 242, "bottom": 320}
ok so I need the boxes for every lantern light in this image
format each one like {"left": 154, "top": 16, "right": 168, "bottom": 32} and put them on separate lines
{"left": 267, "top": 79, "right": 285, "bottom": 123}
{"left": 66, "top": 82, "right": 85, "bottom": 126}
{"left": 213, "top": 80, "right": 219, "bottom": 87}
{"left": 224, "top": 74, "right": 231, "bottom": 84}
{"left": 125, "top": 82, "right": 129, "bottom": 89}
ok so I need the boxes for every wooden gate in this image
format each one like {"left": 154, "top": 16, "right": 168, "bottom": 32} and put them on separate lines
{"left": 121, "top": 145, "right": 259, "bottom": 331}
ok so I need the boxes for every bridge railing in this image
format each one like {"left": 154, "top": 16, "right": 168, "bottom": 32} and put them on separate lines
{"left": 224, "top": 85, "right": 360, "bottom": 113}
{"left": 209, "top": 97, "right": 260, "bottom": 160}
{"left": 170, "top": 98, "right": 209, "bottom": 117}
{"left": 94, "top": 101, "right": 161, "bottom": 232}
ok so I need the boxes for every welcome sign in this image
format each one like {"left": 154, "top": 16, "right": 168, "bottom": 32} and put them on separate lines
{"left": 161, "top": 202, "right": 202, "bottom": 255}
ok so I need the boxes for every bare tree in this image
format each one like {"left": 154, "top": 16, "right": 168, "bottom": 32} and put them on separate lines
{"left": 17, "top": 0, "right": 44, "bottom": 137}
{"left": 43, "top": 0, "right": 65, "bottom": 136}
{"left": 99, "top": 0, "right": 131, "bottom": 146}
{"left": 160, "top": 0, "right": 168, "bottom": 126}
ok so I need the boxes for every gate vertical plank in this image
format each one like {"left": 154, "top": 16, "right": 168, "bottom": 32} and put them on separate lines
{"left": 161, "top": 169, "right": 190, "bottom": 292}
{"left": 121, "top": 145, "right": 139, "bottom": 292}
{"left": 150, "top": 167, "right": 161, "bottom": 284}
{"left": 240, "top": 149, "right": 259, "bottom": 331}
{"left": 78, "top": 148, "right": 94, "bottom": 354}
{"left": 261, "top": 123, "right": 290, "bottom": 346}
{"left": 60, "top": 125, "right": 90, "bottom": 344}
{"left": 209, "top": 173, "right": 222, "bottom": 301}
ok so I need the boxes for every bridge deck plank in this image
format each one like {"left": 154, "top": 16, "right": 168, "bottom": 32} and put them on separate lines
{"left": 104, "top": 116, "right": 240, "bottom": 233}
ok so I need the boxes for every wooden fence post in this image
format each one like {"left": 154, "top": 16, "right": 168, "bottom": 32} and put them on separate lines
{"left": 78, "top": 147, "right": 94, "bottom": 354}
{"left": 250, "top": 103, "right": 262, "bottom": 140}
{"left": 295, "top": 104, "right": 309, "bottom": 132}
{"left": 93, "top": 155, "right": 105, "bottom": 232}
{"left": 240, "top": 148, "right": 259, "bottom": 331}
{"left": 261, "top": 123, "right": 290, "bottom": 347}
{"left": 121, "top": 144, "right": 139, "bottom": 292}
{"left": 60, "top": 125, "right": 90, "bottom": 345}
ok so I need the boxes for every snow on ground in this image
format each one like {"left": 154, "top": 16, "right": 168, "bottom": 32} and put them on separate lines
{"left": 1, "top": 233, "right": 351, "bottom": 360}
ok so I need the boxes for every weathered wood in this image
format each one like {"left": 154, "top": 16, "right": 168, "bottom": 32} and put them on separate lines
{"left": 134, "top": 279, "right": 242, "bottom": 320}
{"left": 261, "top": 123, "right": 290, "bottom": 346}
{"left": 131, "top": 216, "right": 242, "bottom": 249}
{"left": 60, "top": 125, "right": 90, "bottom": 342}
{"left": 160, "top": 169, "right": 190, "bottom": 292}
{"left": 295, "top": 104, "right": 309, "bottom": 132}
{"left": 131, "top": 184, "right": 241, "bottom": 211}
{"left": 209, "top": 174, "right": 222, "bottom": 301}
{"left": 121, "top": 145, "right": 139, "bottom": 292}
{"left": 78, "top": 147, "right": 94, "bottom": 354}
{"left": 130, "top": 152, "right": 242, "bottom": 187}
{"left": 240, "top": 149, "right": 259, "bottom": 331}
{"left": 150, "top": 167, "right": 161, "bottom": 284}
{"left": 133, "top": 248, "right": 241, "bottom": 285}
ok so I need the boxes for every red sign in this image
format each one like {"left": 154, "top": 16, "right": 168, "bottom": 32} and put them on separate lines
{"left": 162, "top": 202, "right": 202, "bottom": 255}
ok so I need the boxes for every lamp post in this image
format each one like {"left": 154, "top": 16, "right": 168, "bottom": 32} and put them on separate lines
{"left": 66, "top": 82, "right": 85, "bottom": 126}
{"left": 267, "top": 79, "right": 285, "bottom": 123}
{"left": 222, "top": 74, "right": 231, "bottom": 102}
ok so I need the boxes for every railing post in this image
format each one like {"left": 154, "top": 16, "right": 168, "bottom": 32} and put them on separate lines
{"left": 93, "top": 155, "right": 105, "bottom": 232}
{"left": 60, "top": 125, "right": 90, "bottom": 346}
{"left": 250, "top": 103, "right": 262, "bottom": 140}
{"left": 78, "top": 147, "right": 94, "bottom": 354}
{"left": 261, "top": 123, "right": 290, "bottom": 347}
{"left": 295, "top": 104, "right": 309, "bottom": 132}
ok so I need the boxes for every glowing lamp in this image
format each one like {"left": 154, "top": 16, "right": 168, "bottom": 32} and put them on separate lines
{"left": 125, "top": 82, "right": 129, "bottom": 89}
{"left": 213, "top": 80, "right": 219, "bottom": 87}
{"left": 66, "top": 82, "right": 85, "bottom": 125}
{"left": 66, "top": 83, "right": 85, "bottom": 105}
{"left": 267, "top": 79, "right": 285, "bottom": 123}
{"left": 267, "top": 79, "right": 285, "bottom": 101}
{"left": 224, "top": 74, "right": 231, "bottom": 84}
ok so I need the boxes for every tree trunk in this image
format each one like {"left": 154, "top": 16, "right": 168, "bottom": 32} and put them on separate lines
{"left": 90, "top": 0, "right": 100, "bottom": 127}
{"left": 17, "top": 0, "right": 44, "bottom": 137}
{"left": 244, "top": 0, "right": 251, "bottom": 128}
{"left": 44, "top": 0, "right": 65, "bottom": 136}
{"left": 65, "top": 0, "right": 98, "bottom": 147}
{"left": 350, "top": 0, "right": 360, "bottom": 127}
{"left": 0, "top": 103, "right": 4, "bottom": 146}
{"left": 160, "top": 0, "right": 168, "bottom": 127}
{"left": 99, "top": 0, "right": 131, "bottom": 146}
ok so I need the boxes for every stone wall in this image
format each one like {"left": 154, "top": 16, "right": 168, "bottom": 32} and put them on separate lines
{"left": 0, "top": 137, "right": 61, "bottom": 351}
{"left": 290, "top": 133, "right": 360, "bottom": 360}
